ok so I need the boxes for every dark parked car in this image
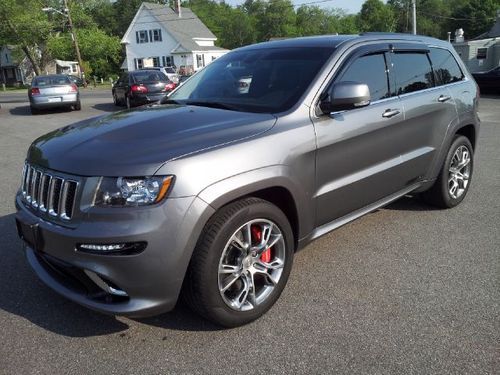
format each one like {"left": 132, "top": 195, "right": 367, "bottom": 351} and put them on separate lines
{"left": 28, "top": 74, "right": 81, "bottom": 114}
{"left": 16, "top": 34, "right": 479, "bottom": 327}
{"left": 112, "top": 70, "right": 176, "bottom": 108}
{"left": 472, "top": 66, "right": 500, "bottom": 92}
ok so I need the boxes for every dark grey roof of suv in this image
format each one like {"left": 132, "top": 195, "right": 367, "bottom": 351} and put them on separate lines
{"left": 236, "top": 33, "right": 451, "bottom": 52}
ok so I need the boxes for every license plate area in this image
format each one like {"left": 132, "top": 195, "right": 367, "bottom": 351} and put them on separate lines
{"left": 47, "top": 97, "right": 62, "bottom": 103}
{"left": 16, "top": 218, "right": 44, "bottom": 251}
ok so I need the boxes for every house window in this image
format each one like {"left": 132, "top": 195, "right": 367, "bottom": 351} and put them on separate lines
{"left": 136, "top": 30, "right": 149, "bottom": 44}
{"left": 152, "top": 29, "right": 162, "bottom": 42}
{"left": 162, "top": 56, "right": 174, "bottom": 67}
{"left": 196, "top": 54, "right": 205, "bottom": 69}
{"left": 476, "top": 48, "right": 487, "bottom": 60}
{"left": 135, "top": 58, "right": 144, "bottom": 69}
{"left": 152, "top": 57, "right": 160, "bottom": 67}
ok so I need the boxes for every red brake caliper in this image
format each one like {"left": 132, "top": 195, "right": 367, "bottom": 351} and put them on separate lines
{"left": 251, "top": 225, "right": 272, "bottom": 263}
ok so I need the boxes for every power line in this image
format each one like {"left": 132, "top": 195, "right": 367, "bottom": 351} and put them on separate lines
{"left": 416, "top": 10, "right": 496, "bottom": 22}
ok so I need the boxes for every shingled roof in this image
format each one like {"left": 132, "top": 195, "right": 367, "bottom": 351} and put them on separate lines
{"left": 123, "top": 2, "right": 226, "bottom": 52}
{"left": 473, "top": 11, "right": 500, "bottom": 40}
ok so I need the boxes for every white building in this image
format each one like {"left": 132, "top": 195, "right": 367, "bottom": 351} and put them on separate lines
{"left": 121, "top": 2, "right": 229, "bottom": 74}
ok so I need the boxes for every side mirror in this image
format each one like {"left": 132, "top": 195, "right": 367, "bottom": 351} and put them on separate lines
{"left": 320, "top": 81, "right": 371, "bottom": 114}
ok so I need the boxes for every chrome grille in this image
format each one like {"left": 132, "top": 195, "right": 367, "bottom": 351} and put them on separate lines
{"left": 21, "top": 163, "right": 79, "bottom": 221}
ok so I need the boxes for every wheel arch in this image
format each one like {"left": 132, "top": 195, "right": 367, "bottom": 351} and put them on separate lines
{"left": 455, "top": 124, "right": 476, "bottom": 150}
{"left": 197, "top": 167, "right": 313, "bottom": 251}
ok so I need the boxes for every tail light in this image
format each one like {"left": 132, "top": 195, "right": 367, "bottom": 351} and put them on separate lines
{"left": 69, "top": 83, "right": 78, "bottom": 92}
{"left": 165, "top": 82, "right": 176, "bottom": 91}
{"left": 31, "top": 87, "right": 40, "bottom": 95}
{"left": 131, "top": 84, "right": 148, "bottom": 93}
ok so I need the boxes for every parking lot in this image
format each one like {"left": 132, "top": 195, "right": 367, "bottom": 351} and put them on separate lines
{"left": 0, "top": 89, "right": 498, "bottom": 374}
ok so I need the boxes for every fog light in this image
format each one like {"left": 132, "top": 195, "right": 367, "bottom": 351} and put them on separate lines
{"left": 80, "top": 244, "right": 125, "bottom": 251}
{"left": 76, "top": 242, "right": 147, "bottom": 255}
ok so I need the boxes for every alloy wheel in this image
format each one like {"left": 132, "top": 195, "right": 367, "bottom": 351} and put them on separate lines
{"left": 448, "top": 145, "right": 471, "bottom": 199}
{"left": 218, "top": 219, "right": 286, "bottom": 312}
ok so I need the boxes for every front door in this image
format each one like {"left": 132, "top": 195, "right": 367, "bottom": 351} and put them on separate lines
{"left": 312, "top": 50, "right": 409, "bottom": 227}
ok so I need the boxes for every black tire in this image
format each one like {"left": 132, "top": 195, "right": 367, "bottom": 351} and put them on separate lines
{"left": 30, "top": 106, "right": 39, "bottom": 115}
{"left": 112, "top": 92, "right": 120, "bottom": 106}
{"left": 421, "top": 135, "right": 474, "bottom": 208}
{"left": 74, "top": 100, "right": 81, "bottom": 111}
{"left": 183, "top": 197, "right": 294, "bottom": 327}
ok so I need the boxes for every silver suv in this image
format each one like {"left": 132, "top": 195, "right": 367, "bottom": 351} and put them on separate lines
{"left": 15, "top": 34, "right": 479, "bottom": 327}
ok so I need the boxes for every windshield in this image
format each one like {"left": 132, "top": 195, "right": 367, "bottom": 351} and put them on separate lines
{"left": 132, "top": 71, "right": 169, "bottom": 83}
{"left": 33, "top": 76, "right": 71, "bottom": 87}
{"left": 168, "top": 47, "right": 335, "bottom": 113}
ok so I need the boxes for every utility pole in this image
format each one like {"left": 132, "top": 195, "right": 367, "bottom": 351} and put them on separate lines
{"left": 412, "top": 0, "right": 417, "bottom": 35}
{"left": 62, "top": 0, "right": 86, "bottom": 86}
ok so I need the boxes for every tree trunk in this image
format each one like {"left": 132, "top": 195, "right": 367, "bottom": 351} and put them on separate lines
{"left": 21, "top": 45, "right": 41, "bottom": 76}
{"left": 4, "top": 17, "right": 42, "bottom": 75}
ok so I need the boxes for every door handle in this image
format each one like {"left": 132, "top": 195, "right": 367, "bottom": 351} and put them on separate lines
{"left": 382, "top": 109, "right": 401, "bottom": 118}
{"left": 438, "top": 95, "right": 451, "bottom": 103}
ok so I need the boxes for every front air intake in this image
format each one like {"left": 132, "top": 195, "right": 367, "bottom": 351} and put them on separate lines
{"left": 21, "top": 163, "right": 79, "bottom": 221}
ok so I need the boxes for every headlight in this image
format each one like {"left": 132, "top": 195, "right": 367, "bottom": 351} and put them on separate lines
{"left": 93, "top": 176, "right": 174, "bottom": 207}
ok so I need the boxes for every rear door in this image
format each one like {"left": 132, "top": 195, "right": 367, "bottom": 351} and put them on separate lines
{"left": 313, "top": 45, "right": 409, "bottom": 226}
{"left": 388, "top": 46, "right": 457, "bottom": 181}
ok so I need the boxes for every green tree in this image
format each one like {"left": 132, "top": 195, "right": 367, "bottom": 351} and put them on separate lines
{"left": 359, "top": 0, "right": 396, "bottom": 32}
{"left": 0, "top": 0, "right": 53, "bottom": 75}
{"left": 450, "top": 0, "right": 500, "bottom": 39}
{"left": 47, "top": 27, "right": 121, "bottom": 78}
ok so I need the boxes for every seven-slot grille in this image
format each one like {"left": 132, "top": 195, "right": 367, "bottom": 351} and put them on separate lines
{"left": 21, "top": 163, "right": 79, "bottom": 221}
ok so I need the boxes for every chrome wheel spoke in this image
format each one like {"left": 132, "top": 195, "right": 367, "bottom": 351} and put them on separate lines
{"left": 219, "top": 264, "right": 240, "bottom": 274}
{"left": 233, "top": 275, "right": 250, "bottom": 309}
{"left": 255, "top": 258, "right": 284, "bottom": 271}
{"left": 242, "top": 223, "right": 252, "bottom": 249}
{"left": 247, "top": 273, "right": 257, "bottom": 307}
{"left": 230, "top": 233, "right": 247, "bottom": 252}
{"left": 221, "top": 272, "right": 241, "bottom": 292}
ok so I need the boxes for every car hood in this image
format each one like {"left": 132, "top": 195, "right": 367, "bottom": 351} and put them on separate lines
{"left": 27, "top": 105, "right": 277, "bottom": 176}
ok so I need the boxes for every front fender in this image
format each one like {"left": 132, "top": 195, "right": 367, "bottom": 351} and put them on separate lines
{"left": 197, "top": 165, "right": 314, "bottom": 241}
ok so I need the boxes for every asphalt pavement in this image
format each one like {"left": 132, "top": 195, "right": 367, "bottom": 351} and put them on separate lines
{"left": 0, "top": 89, "right": 498, "bottom": 374}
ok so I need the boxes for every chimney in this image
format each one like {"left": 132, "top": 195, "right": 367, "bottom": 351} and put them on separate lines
{"left": 455, "top": 28, "right": 465, "bottom": 43}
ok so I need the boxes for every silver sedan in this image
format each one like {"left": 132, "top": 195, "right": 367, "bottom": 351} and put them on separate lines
{"left": 28, "top": 74, "right": 81, "bottom": 114}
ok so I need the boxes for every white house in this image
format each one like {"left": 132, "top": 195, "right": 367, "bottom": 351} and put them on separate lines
{"left": 121, "top": 2, "right": 229, "bottom": 74}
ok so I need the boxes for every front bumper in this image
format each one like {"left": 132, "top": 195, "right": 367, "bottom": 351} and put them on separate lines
{"left": 15, "top": 194, "right": 215, "bottom": 317}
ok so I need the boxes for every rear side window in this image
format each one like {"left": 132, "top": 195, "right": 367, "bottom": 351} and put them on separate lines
{"left": 337, "top": 53, "right": 390, "bottom": 101}
{"left": 392, "top": 53, "right": 433, "bottom": 95}
{"left": 428, "top": 48, "right": 464, "bottom": 85}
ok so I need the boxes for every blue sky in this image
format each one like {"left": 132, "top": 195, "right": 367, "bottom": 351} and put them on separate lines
{"left": 223, "top": 0, "right": 369, "bottom": 14}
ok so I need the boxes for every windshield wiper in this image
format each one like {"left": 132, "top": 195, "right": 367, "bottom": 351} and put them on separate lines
{"left": 160, "top": 98, "right": 184, "bottom": 105}
{"left": 185, "top": 101, "right": 240, "bottom": 111}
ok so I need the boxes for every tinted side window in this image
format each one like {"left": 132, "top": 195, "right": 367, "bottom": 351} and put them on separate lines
{"left": 392, "top": 52, "right": 434, "bottom": 95}
{"left": 337, "top": 53, "right": 390, "bottom": 102}
{"left": 428, "top": 48, "right": 464, "bottom": 85}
